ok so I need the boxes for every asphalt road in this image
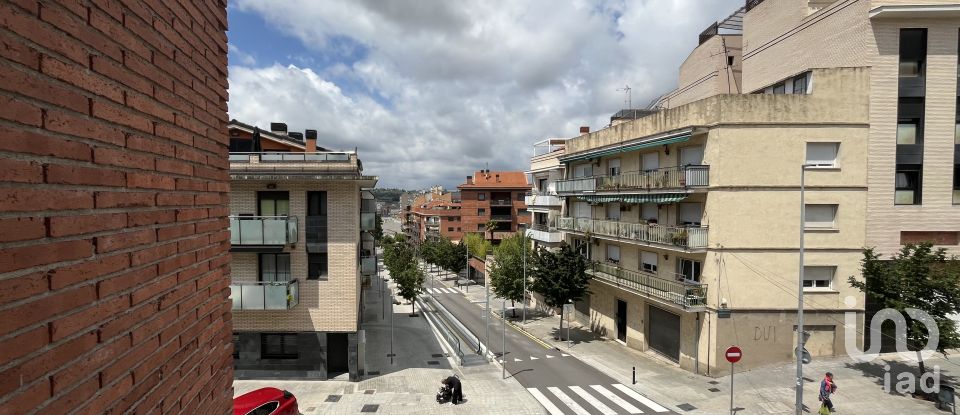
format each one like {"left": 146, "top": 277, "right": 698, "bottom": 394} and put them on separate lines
{"left": 428, "top": 284, "right": 676, "bottom": 415}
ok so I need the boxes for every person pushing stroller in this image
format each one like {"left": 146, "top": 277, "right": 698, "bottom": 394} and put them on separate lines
{"left": 438, "top": 375, "right": 463, "bottom": 405}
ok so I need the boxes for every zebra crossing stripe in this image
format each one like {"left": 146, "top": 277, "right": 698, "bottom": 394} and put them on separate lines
{"left": 561, "top": 353, "right": 571, "bottom": 357}
{"left": 568, "top": 386, "right": 617, "bottom": 415}
{"left": 547, "top": 387, "right": 590, "bottom": 415}
{"left": 590, "top": 385, "right": 643, "bottom": 414}
{"left": 529, "top": 356, "right": 538, "bottom": 360}
{"left": 545, "top": 354, "right": 554, "bottom": 358}
{"left": 612, "top": 384, "right": 669, "bottom": 412}
{"left": 527, "top": 388, "right": 565, "bottom": 415}
{"left": 443, "top": 287, "right": 455, "bottom": 294}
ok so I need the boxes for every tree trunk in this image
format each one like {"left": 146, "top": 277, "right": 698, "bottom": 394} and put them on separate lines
{"left": 411, "top": 297, "right": 417, "bottom": 316}
{"left": 512, "top": 299, "right": 516, "bottom": 317}
{"left": 558, "top": 310, "right": 564, "bottom": 341}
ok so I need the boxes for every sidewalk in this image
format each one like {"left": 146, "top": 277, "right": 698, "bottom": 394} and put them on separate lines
{"left": 235, "top": 267, "right": 545, "bottom": 415}
{"left": 424, "top": 268, "right": 956, "bottom": 414}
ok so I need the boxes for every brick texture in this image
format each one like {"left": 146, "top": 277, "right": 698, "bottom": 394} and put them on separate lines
{"left": 0, "top": 1, "right": 232, "bottom": 414}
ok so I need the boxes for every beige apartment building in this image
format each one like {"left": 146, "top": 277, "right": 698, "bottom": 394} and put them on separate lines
{"left": 227, "top": 120, "right": 378, "bottom": 380}
{"left": 546, "top": 0, "right": 960, "bottom": 376}
{"left": 525, "top": 138, "right": 570, "bottom": 250}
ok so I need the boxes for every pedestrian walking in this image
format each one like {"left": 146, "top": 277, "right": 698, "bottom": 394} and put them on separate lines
{"left": 819, "top": 372, "right": 837, "bottom": 413}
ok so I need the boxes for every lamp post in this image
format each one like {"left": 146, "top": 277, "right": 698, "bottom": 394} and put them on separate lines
{"left": 502, "top": 298, "right": 507, "bottom": 379}
{"left": 795, "top": 164, "right": 813, "bottom": 415}
{"left": 522, "top": 226, "right": 527, "bottom": 325}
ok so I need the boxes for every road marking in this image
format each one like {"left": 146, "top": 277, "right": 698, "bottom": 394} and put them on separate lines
{"left": 514, "top": 358, "right": 523, "bottom": 362}
{"left": 590, "top": 385, "right": 642, "bottom": 414}
{"left": 529, "top": 356, "right": 538, "bottom": 360}
{"left": 548, "top": 387, "right": 590, "bottom": 415}
{"left": 569, "top": 386, "right": 617, "bottom": 415}
{"left": 612, "top": 384, "right": 669, "bottom": 412}
{"left": 562, "top": 353, "right": 571, "bottom": 357}
{"left": 427, "top": 288, "right": 438, "bottom": 294}
{"left": 527, "top": 388, "right": 565, "bottom": 415}
{"left": 545, "top": 354, "right": 555, "bottom": 358}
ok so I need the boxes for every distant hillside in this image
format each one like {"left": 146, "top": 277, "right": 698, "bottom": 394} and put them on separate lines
{"left": 369, "top": 188, "right": 408, "bottom": 203}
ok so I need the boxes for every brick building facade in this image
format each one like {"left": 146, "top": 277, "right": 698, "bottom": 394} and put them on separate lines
{"left": 457, "top": 170, "right": 531, "bottom": 243}
{"left": 0, "top": 1, "right": 233, "bottom": 414}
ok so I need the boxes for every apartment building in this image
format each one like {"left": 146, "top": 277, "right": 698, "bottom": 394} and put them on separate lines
{"left": 408, "top": 189, "right": 464, "bottom": 244}
{"left": 548, "top": 5, "right": 873, "bottom": 376}
{"left": 458, "top": 170, "right": 532, "bottom": 242}
{"left": 525, "top": 138, "right": 569, "bottom": 251}
{"left": 227, "top": 120, "right": 378, "bottom": 380}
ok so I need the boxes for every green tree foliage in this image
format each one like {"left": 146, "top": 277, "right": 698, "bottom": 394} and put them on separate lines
{"left": 530, "top": 242, "right": 592, "bottom": 339}
{"left": 489, "top": 233, "right": 533, "bottom": 316}
{"left": 464, "top": 232, "right": 492, "bottom": 259}
{"left": 383, "top": 237, "right": 423, "bottom": 315}
{"left": 440, "top": 239, "right": 468, "bottom": 279}
{"left": 374, "top": 213, "right": 384, "bottom": 241}
{"left": 848, "top": 243, "right": 960, "bottom": 377}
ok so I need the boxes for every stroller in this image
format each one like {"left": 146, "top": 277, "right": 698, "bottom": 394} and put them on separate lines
{"left": 436, "top": 384, "right": 453, "bottom": 404}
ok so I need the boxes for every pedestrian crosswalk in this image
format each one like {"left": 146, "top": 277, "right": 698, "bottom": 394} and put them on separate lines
{"left": 425, "top": 287, "right": 460, "bottom": 295}
{"left": 526, "top": 384, "right": 670, "bottom": 415}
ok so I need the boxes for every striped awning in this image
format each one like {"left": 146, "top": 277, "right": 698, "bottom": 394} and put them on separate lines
{"left": 561, "top": 129, "right": 692, "bottom": 163}
{"left": 578, "top": 194, "right": 687, "bottom": 204}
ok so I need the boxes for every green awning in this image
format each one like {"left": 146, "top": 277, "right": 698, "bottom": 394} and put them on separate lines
{"left": 578, "top": 194, "right": 687, "bottom": 204}
{"left": 562, "top": 130, "right": 692, "bottom": 163}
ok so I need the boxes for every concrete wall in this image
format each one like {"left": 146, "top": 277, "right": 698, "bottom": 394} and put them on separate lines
{"left": 0, "top": 1, "right": 233, "bottom": 413}
{"left": 230, "top": 180, "right": 361, "bottom": 333}
{"left": 660, "top": 35, "right": 743, "bottom": 109}
{"left": 742, "top": 0, "right": 874, "bottom": 92}
{"left": 866, "top": 18, "right": 960, "bottom": 256}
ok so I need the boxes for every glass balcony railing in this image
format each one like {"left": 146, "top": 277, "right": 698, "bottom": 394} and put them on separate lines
{"left": 361, "top": 212, "right": 376, "bottom": 231}
{"left": 229, "top": 216, "right": 298, "bottom": 245}
{"left": 361, "top": 257, "right": 376, "bottom": 276}
{"left": 556, "top": 165, "right": 709, "bottom": 194}
{"left": 589, "top": 262, "right": 706, "bottom": 310}
{"left": 230, "top": 279, "right": 299, "bottom": 310}
{"left": 556, "top": 217, "right": 707, "bottom": 250}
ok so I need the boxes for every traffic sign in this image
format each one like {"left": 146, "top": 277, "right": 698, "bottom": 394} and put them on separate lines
{"left": 725, "top": 346, "right": 742, "bottom": 364}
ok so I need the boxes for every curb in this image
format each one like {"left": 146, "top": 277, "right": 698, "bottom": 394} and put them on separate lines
{"left": 490, "top": 310, "right": 553, "bottom": 350}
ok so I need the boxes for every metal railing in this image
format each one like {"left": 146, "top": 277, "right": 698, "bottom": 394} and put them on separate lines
{"left": 556, "top": 217, "right": 707, "bottom": 250}
{"left": 530, "top": 223, "right": 555, "bottom": 232}
{"left": 229, "top": 152, "right": 352, "bottom": 163}
{"left": 361, "top": 212, "right": 376, "bottom": 231}
{"left": 489, "top": 199, "right": 514, "bottom": 206}
{"left": 556, "top": 165, "right": 709, "bottom": 193}
{"left": 229, "top": 216, "right": 298, "bottom": 245}
{"left": 230, "top": 279, "right": 300, "bottom": 310}
{"left": 361, "top": 257, "right": 376, "bottom": 276}
{"left": 489, "top": 215, "right": 513, "bottom": 221}
{"left": 590, "top": 262, "right": 707, "bottom": 309}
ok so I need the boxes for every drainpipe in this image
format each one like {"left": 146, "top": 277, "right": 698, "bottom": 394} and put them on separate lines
{"left": 695, "top": 312, "right": 701, "bottom": 375}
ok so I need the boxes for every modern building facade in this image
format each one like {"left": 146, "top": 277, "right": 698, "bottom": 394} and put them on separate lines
{"left": 408, "top": 189, "right": 464, "bottom": 244}
{"left": 458, "top": 170, "right": 532, "bottom": 242}
{"left": 227, "top": 120, "right": 378, "bottom": 380}
{"left": 525, "top": 139, "right": 569, "bottom": 250}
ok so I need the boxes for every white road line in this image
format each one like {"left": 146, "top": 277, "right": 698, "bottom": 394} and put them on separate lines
{"left": 612, "top": 384, "right": 669, "bottom": 413}
{"left": 527, "top": 388, "right": 565, "bottom": 415}
{"left": 569, "top": 386, "right": 617, "bottom": 415}
{"left": 561, "top": 353, "right": 571, "bottom": 357}
{"left": 427, "top": 288, "right": 437, "bottom": 294}
{"left": 548, "top": 387, "right": 590, "bottom": 415}
{"left": 514, "top": 358, "right": 523, "bottom": 362}
{"left": 443, "top": 287, "right": 455, "bottom": 294}
{"left": 590, "top": 385, "right": 643, "bottom": 414}
{"left": 529, "top": 356, "right": 539, "bottom": 360}
{"left": 545, "top": 354, "right": 554, "bottom": 358}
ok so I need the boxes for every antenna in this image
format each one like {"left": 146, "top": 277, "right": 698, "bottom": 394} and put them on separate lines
{"left": 617, "top": 85, "right": 632, "bottom": 110}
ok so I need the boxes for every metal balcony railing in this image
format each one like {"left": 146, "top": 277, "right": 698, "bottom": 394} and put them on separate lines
{"left": 229, "top": 216, "right": 298, "bottom": 245}
{"left": 361, "top": 212, "right": 376, "bottom": 231}
{"left": 490, "top": 199, "right": 514, "bottom": 206}
{"left": 229, "top": 152, "right": 351, "bottom": 163}
{"left": 230, "top": 279, "right": 300, "bottom": 310}
{"left": 489, "top": 215, "right": 513, "bottom": 221}
{"left": 361, "top": 257, "right": 376, "bottom": 276}
{"left": 556, "top": 165, "right": 709, "bottom": 194}
{"left": 589, "top": 262, "right": 706, "bottom": 309}
{"left": 556, "top": 217, "right": 707, "bottom": 250}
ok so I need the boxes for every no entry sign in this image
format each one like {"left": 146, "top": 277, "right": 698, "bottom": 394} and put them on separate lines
{"left": 725, "top": 346, "right": 742, "bottom": 364}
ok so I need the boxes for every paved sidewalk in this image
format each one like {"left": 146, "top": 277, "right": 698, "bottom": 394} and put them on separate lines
{"left": 235, "top": 268, "right": 544, "bottom": 415}
{"left": 424, "top": 268, "right": 958, "bottom": 414}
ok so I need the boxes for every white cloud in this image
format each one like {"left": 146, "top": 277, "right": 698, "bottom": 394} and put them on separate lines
{"left": 227, "top": 43, "right": 257, "bottom": 66}
{"left": 227, "top": 0, "right": 742, "bottom": 189}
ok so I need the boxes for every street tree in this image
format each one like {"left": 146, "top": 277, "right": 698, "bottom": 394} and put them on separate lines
{"left": 383, "top": 239, "right": 425, "bottom": 315}
{"left": 373, "top": 213, "right": 384, "bottom": 241}
{"left": 489, "top": 233, "right": 532, "bottom": 317}
{"left": 530, "top": 242, "right": 592, "bottom": 340}
{"left": 394, "top": 264, "right": 425, "bottom": 316}
{"left": 440, "top": 239, "right": 467, "bottom": 280}
{"left": 848, "top": 243, "right": 960, "bottom": 381}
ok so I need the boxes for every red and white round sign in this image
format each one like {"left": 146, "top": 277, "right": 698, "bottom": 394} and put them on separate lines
{"left": 725, "top": 346, "right": 742, "bottom": 364}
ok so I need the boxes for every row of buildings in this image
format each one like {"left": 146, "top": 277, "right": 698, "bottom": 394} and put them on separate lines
{"left": 523, "top": 0, "right": 960, "bottom": 376}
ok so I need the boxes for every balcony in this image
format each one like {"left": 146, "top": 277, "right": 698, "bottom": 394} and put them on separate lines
{"left": 556, "top": 217, "right": 707, "bottom": 251}
{"left": 556, "top": 165, "right": 709, "bottom": 195}
{"left": 524, "top": 193, "right": 562, "bottom": 207}
{"left": 589, "top": 262, "right": 706, "bottom": 311}
{"left": 525, "top": 224, "right": 563, "bottom": 244}
{"left": 361, "top": 212, "right": 376, "bottom": 232}
{"left": 489, "top": 214, "right": 513, "bottom": 222}
{"left": 361, "top": 257, "right": 377, "bottom": 276}
{"left": 229, "top": 216, "right": 298, "bottom": 249}
{"left": 491, "top": 231, "right": 515, "bottom": 240}
{"left": 230, "top": 279, "right": 300, "bottom": 310}
{"left": 490, "top": 199, "right": 514, "bottom": 206}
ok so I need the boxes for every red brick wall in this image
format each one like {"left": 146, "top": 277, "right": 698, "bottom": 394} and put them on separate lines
{"left": 0, "top": 1, "right": 233, "bottom": 414}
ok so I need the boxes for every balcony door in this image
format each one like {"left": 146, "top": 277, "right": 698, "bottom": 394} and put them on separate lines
{"left": 259, "top": 253, "right": 291, "bottom": 282}
{"left": 606, "top": 202, "right": 621, "bottom": 221}
{"left": 258, "top": 191, "right": 290, "bottom": 216}
{"left": 679, "top": 146, "right": 703, "bottom": 166}
{"left": 679, "top": 202, "right": 702, "bottom": 226}
{"left": 573, "top": 163, "right": 592, "bottom": 178}
{"left": 642, "top": 152, "right": 659, "bottom": 171}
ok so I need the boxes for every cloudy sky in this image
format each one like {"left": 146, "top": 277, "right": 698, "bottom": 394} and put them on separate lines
{"left": 226, "top": 0, "right": 742, "bottom": 190}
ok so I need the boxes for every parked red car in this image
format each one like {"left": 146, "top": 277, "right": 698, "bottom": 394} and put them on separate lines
{"left": 233, "top": 387, "right": 299, "bottom": 415}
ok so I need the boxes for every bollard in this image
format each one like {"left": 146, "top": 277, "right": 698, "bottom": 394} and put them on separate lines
{"left": 633, "top": 366, "right": 636, "bottom": 385}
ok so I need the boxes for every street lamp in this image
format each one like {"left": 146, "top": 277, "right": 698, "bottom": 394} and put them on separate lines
{"left": 522, "top": 226, "right": 527, "bottom": 325}
{"left": 795, "top": 163, "right": 814, "bottom": 415}
{"left": 502, "top": 298, "right": 507, "bottom": 379}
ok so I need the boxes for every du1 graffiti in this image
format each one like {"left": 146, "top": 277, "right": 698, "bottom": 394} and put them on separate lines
{"left": 843, "top": 296, "right": 941, "bottom": 394}
{"left": 753, "top": 325, "right": 776, "bottom": 342}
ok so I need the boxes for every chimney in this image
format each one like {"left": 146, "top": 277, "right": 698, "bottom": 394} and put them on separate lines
{"left": 495, "top": 174, "right": 500, "bottom": 183}
{"left": 288, "top": 132, "right": 303, "bottom": 141}
{"left": 305, "top": 129, "right": 318, "bottom": 152}
{"left": 579, "top": 126, "right": 590, "bottom": 135}
{"left": 466, "top": 176, "right": 472, "bottom": 185}
{"left": 270, "top": 122, "right": 288, "bottom": 136}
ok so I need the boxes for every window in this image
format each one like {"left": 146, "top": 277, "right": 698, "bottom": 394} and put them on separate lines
{"left": 678, "top": 258, "right": 702, "bottom": 283}
{"left": 606, "top": 203, "right": 621, "bottom": 221}
{"left": 448, "top": 227, "right": 454, "bottom": 232}
{"left": 229, "top": 138, "right": 251, "bottom": 152}
{"left": 608, "top": 158, "right": 621, "bottom": 176}
{"left": 259, "top": 254, "right": 291, "bottom": 282}
{"left": 793, "top": 74, "right": 808, "bottom": 95}
{"left": 261, "top": 333, "right": 298, "bottom": 359}
{"left": 679, "top": 203, "right": 702, "bottom": 226}
{"left": 258, "top": 191, "right": 289, "bottom": 216}
{"left": 640, "top": 251, "right": 658, "bottom": 274}
{"left": 517, "top": 193, "right": 525, "bottom": 201}
{"left": 307, "top": 253, "right": 327, "bottom": 280}
{"left": 727, "top": 55, "right": 735, "bottom": 66}
{"left": 606, "top": 244, "right": 620, "bottom": 264}
{"left": 478, "top": 224, "right": 485, "bottom": 231}
{"left": 641, "top": 203, "right": 658, "bottom": 223}
{"left": 806, "top": 142, "right": 839, "bottom": 167}
{"left": 899, "top": 29, "right": 927, "bottom": 78}
{"left": 457, "top": 227, "right": 461, "bottom": 232}
{"left": 538, "top": 178, "right": 547, "bottom": 193}
{"left": 897, "top": 122, "right": 918, "bottom": 145}
{"left": 772, "top": 83, "right": 786, "bottom": 94}
{"left": 895, "top": 166, "right": 921, "bottom": 205}
{"left": 249, "top": 402, "right": 280, "bottom": 415}
{"left": 518, "top": 209, "right": 527, "bottom": 216}
{"left": 478, "top": 208, "right": 486, "bottom": 215}
{"left": 642, "top": 152, "right": 659, "bottom": 171}
{"left": 574, "top": 238, "right": 590, "bottom": 259}
{"left": 804, "top": 204, "right": 838, "bottom": 229}
{"left": 954, "top": 165, "right": 960, "bottom": 204}
{"left": 232, "top": 334, "right": 240, "bottom": 359}
{"left": 803, "top": 266, "right": 835, "bottom": 291}
{"left": 478, "top": 193, "right": 486, "bottom": 201}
